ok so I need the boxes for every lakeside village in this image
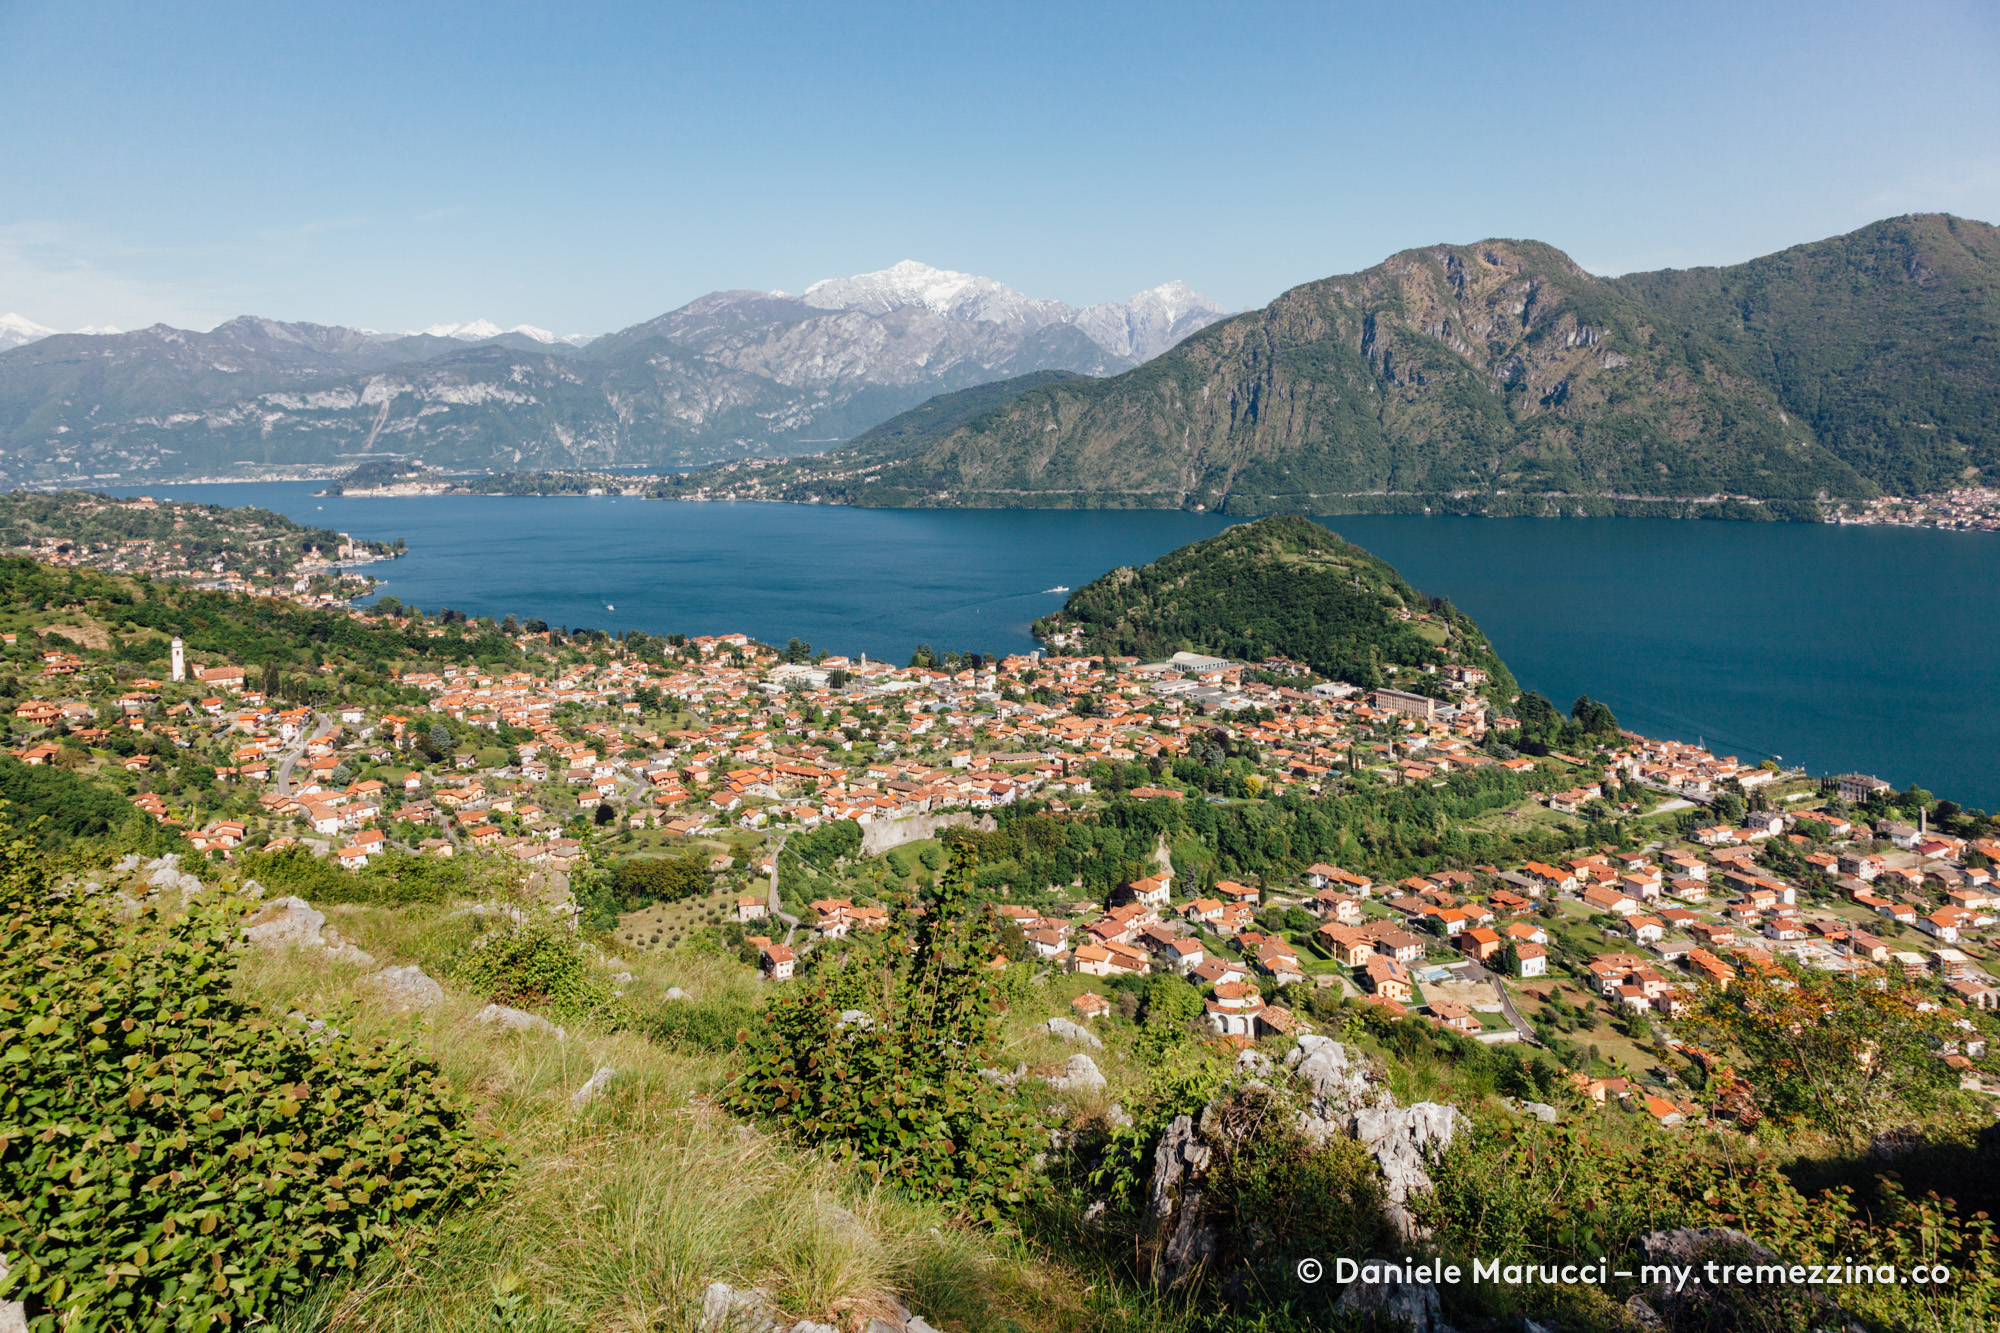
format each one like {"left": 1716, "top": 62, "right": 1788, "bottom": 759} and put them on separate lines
{"left": 0, "top": 491, "right": 396, "bottom": 606}
{"left": 1828, "top": 485, "right": 2000, "bottom": 531}
{"left": 10, "top": 582, "right": 2000, "bottom": 1133}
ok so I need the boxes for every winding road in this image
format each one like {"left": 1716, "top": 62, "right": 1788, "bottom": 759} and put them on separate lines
{"left": 274, "top": 711, "right": 334, "bottom": 798}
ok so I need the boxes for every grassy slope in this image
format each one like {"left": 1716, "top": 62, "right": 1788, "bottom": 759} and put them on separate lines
{"left": 241, "top": 905, "right": 1096, "bottom": 1333}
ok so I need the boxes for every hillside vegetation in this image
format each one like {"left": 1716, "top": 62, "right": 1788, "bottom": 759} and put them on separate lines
{"left": 1609, "top": 213, "right": 2000, "bottom": 494}
{"left": 705, "top": 214, "right": 2000, "bottom": 516}
{"left": 1036, "top": 516, "right": 1516, "bottom": 699}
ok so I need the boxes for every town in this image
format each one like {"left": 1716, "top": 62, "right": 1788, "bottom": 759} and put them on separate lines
{"left": 0, "top": 489, "right": 398, "bottom": 605}
{"left": 8, "top": 572, "right": 1997, "bottom": 1138}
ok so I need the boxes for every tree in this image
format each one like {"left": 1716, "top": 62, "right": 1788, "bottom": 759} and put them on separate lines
{"left": 1139, "top": 974, "right": 1204, "bottom": 1054}
{"left": 1514, "top": 692, "right": 1561, "bottom": 733}
{"left": 1569, "top": 695, "right": 1619, "bottom": 737}
{"left": 727, "top": 843, "right": 1044, "bottom": 1218}
{"left": 428, "top": 722, "right": 455, "bottom": 756}
{"left": 1689, "top": 961, "right": 1963, "bottom": 1144}
{"left": 593, "top": 801, "right": 615, "bottom": 826}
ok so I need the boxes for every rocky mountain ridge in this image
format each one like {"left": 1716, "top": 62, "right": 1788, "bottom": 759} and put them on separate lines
{"left": 0, "top": 262, "right": 1228, "bottom": 483}
{"left": 710, "top": 214, "right": 1997, "bottom": 515}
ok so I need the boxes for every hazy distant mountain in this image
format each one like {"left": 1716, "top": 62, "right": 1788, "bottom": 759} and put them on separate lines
{"left": 387, "top": 320, "right": 597, "bottom": 349}
{"left": 0, "top": 314, "right": 59, "bottom": 352}
{"left": 698, "top": 215, "right": 2000, "bottom": 516}
{"left": 0, "top": 262, "right": 1229, "bottom": 484}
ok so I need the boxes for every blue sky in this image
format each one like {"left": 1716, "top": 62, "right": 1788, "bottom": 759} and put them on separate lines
{"left": 2, "top": 0, "right": 1995, "bottom": 335}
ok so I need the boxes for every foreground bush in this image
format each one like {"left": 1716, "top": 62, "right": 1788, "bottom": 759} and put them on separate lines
{"left": 0, "top": 819, "right": 506, "bottom": 1332}
{"left": 1416, "top": 1121, "right": 2000, "bottom": 1332}
{"left": 728, "top": 847, "right": 1044, "bottom": 1220}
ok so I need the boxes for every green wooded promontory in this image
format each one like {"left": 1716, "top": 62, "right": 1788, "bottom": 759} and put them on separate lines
{"left": 1036, "top": 515, "right": 1516, "bottom": 699}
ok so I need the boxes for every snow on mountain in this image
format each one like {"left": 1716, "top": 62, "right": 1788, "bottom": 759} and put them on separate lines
{"left": 796, "top": 261, "right": 1228, "bottom": 359}
{"left": 801, "top": 260, "right": 1074, "bottom": 329}
{"left": 0, "top": 313, "right": 58, "bottom": 351}
{"left": 1073, "top": 280, "right": 1232, "bottom": 361}
{"left": 72, "top": 325, "right": 124, "bottom": 336}
{"left": 411, "top": 319, "right": 506, "bottom": 340}
{"left": 397, "top": 320, "right": 595, "bottom": 347}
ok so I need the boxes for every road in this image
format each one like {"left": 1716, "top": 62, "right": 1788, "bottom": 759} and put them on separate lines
{"left": 274, "top": 711, "right": 334, "bottom": 798}
{"left": 1487, "top": 973, "right": 1540, "bottom": 1044}
{"left": 1456, "top": 959, "right": 1540, "bottom": 1045}
{"left": 766, "top": 834, "right": 802, "bottom": 944}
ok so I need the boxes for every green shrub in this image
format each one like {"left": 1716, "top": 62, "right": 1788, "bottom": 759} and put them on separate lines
{"left": 240, "top": 846, "right": 469, "bottom": 908}
{"left": 0, "top": 817, "right": 505, "bottom": 1333}
{"left": 1415, "top": 1121, "right": 2000, "bottom": 1331}
{"left": 449, "top": 911, "right": 622, "bottom": 1022}
{"left": 646, "top": 993, "right": 760, "bottom": 1052}
{"left": 728, "top": 846, "right": 1044, "bottom": 1220}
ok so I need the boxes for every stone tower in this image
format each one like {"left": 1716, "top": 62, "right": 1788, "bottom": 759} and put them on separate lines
{"left": 170, "top": 637, "right": 185, "bottom": 682}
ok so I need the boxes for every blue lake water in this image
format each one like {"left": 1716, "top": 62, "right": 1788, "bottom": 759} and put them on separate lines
{"left": 104, "top": 482, "right": 2000, "bottom": 810}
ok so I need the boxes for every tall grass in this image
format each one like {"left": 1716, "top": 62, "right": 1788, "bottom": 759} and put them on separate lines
{"left": 240, "top": 904, "right": 1075, "bottom": 1333}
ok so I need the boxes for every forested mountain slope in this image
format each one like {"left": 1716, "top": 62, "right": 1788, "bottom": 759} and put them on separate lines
{"left": 1609, "top": 213, "right": 2000, "bottom": 494}
{"left": 717, "top": 215, "right": 1995, "bottom": 517}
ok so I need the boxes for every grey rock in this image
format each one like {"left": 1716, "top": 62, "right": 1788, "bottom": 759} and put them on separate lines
{"left": 664, "top": 986, "right": 690, "bottom": 1001}
{"left": 239, "top": 878, "right": 265, "bottom": 899}
{"left": 791, "top": 1324, "right": 838, "bottom": 1333}
{"left": 1509, "top": 1098, "right": 1560, "bottom": 1123}
{"left": 1633, "top": 1227, "right": 1845, "bottom": 1328}
{"left": 1044, "top": 1052, "right": 1105, "bottom": 1092}
{"left": 242, "top": 896, "right": 327, "bottom": 950}
{"left": 1146, "top": 1113, "right": 1217, "bottom": 1287}
{"left": 700, "top": 1281, "right": 782, "bottom": 1333}
{"left": 837, "top": 1008, "right": 875, "bottom": 1031}
{"left": 0, "top": 1252, "right": 26, "bottom": 1333}
{"left": 1106, "top": 1102, "right": 1133, "bottom": 1129}
{"left": 474, "top": 1002, "right": 566, "bottom": 1040}
{"left": 144, "top": 854, "right": 204, "bottom": 896}
{"left": 1333, "top": 1274, "right": 1447, "bottom": 1333}
{"left": 1042, "top": 1016, "right": 1103, "bottom": 1048}
{"left": 1290, "top": 1035, "right": 1389, "bottom": 1142}
{"left": 1625, "top": 1295, "right": 1667, "bottom": 1330}
{"left": 364, "top": 964, "right": 443, "bottom": 1011}
{"left": 862, "top": 1296, "right": 940, "bottom": 1333}
{"left": 610, "top": 971, "right": 634, "bottom": 985}
{"left": 1235, "top": 1047, "right": 1274, "bottom": 1077}
{"left": 113, "top": 853, "right": 143, "bottom": 873}
{"left": 816, "top": 1202, "right": 869, "bottom": 1244}
{"left": 320, "top": 926, "right": 377, "bottom": 969}
{"left": 288, "top": 1012, "right": 343, "bottom": 1044}
{"left": 570, "top": 1066, "right": 618, "bottom": 1107}
{"left": 1636, "top": 1225, "right": 1777, "bottom": 1273}
{"left": 1351, "top": 1102, "right": 1467, "bottom": 1242}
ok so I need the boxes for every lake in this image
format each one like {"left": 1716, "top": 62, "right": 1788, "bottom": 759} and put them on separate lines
{"left": 105, "top": 483, "right": 2000, "bottom": 810}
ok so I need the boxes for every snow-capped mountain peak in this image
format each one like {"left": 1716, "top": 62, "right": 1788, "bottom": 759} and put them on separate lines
{"left": 411, "top": 319, "right": 507, "bottom": 340}
{"left": 800, "top": 260, "right": 1073, "bottom": 329}
{"left": 794, "top": 261, "right": 1227, "bottom": 360}
{"left": 0, "top": 313, "right": 59, "bottom": 351}
{"left": 397, "top": 320, "right": 595, "bottom": 347}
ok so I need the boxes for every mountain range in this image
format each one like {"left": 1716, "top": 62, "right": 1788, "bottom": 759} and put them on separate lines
{"left": 696, "top": 214, "right": 1999, "bottom": 516}
{"left": 0, "top": 263, "right": 1229, "bottom": 484}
